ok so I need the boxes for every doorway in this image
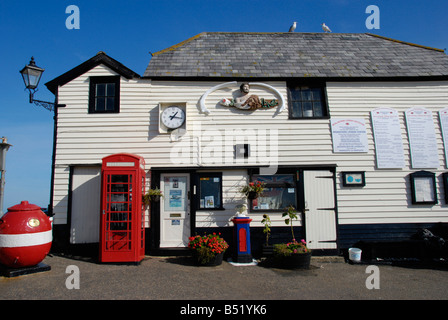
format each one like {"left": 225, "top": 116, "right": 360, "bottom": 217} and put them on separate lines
{"left": 160, "top": 173, "right": 191, "bottom": 247}
{"left": 302, "top": 170, "right": 338, "bottom": 250}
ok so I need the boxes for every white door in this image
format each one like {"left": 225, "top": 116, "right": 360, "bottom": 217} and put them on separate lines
{"left": 160, "top": 174, "right": 190, "bottom": 247}
{"left": 70, "top": 167, "right": 101, "bottom": 244}
{"left": 304, "top": 170, "right": 337, "bottom": 250}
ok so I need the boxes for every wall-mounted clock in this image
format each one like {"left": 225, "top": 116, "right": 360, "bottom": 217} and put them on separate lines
{"left": 160, "top": 105, "right": 186, "bottom": 130}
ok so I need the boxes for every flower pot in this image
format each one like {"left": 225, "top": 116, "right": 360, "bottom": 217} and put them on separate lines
{"left": 150, "top": 195, "right": 161, "bottom": 202}
{"left": 275, "top": 251, "right": 312, "bottom": 269}
{"left": 262, "top": 244, "right": 274, "bottom": 257}
{"left": 193, "top": 251, "right": 224, "bottom": 266}
{"left": 247, "top": 191, "right": 259, "bottom": 200}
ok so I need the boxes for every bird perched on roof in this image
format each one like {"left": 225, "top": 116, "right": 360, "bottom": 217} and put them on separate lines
{"left": 322, "top": 23, "right": 332, "bottom": 33}
{"left": 288, "top": 22, "right": 297, "bottom": 32}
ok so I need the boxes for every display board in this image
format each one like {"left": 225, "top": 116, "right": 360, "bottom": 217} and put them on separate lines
{"left": 371, "top": 108, "right": 405, "bottom": 168}
{"left": 405, "top": 108, "right": 439, "bottom": 169}
{"left": 331, "top": 118, "right": 368, "bottom": 153}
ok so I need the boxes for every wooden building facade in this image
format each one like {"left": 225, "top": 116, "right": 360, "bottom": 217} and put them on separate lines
{"left": 45, "top": 32, "right": 448, "bottom": 256}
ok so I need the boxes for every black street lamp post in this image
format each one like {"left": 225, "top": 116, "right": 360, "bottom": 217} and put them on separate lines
{"left": 19, "top": 57, "right": 64, "bottom": 111}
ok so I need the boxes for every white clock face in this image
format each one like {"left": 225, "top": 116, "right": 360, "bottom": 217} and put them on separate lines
{"left": 161, "top": 106, "right": 186, "bottom": 129}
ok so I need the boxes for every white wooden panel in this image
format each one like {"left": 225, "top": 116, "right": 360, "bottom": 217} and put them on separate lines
{"left": 304, "top": 171, "right": 337, "bottom": 250}
{"left": 70, "top": 167, "right": 101, "bottom": 243}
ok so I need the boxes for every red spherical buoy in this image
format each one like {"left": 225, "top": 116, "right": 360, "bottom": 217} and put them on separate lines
{"left": 0, "top": 201, "right": 52, "bottom": 268}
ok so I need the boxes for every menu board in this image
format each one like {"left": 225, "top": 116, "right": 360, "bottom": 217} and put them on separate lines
{"left": 370, "top": 108, "right": 405, "bottom": 168}
{"left": 331, "top": 118, "right": 368, "bottom": 153}
{"left": 405, "top": 107, "right": 439, "bottom": 169}
{"left": 439, "top": 108, "right": 448, "bottom": 167}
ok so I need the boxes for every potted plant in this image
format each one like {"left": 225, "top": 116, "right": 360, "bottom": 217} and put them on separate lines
{"left": 240, "top": 181, "right": 265, "bottom": 199}
{"left": 273, "top": 239, "right": 312, "bottom": 269}
{"left": 142, "top": 188, "right": 163, "bottom": 204}
{"left": 261, "top": 214, "right": 273, "bottom": 257}
{"left": 271, "top": 205, "right": 312, "bottom": 269}
{"left": 188, "top": 233, "right": 229, "bottom": 266}
{"left": 282, "top": 205, "right": 298, "bottom": 240}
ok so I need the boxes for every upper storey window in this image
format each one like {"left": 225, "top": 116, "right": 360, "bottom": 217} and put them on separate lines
{"left": 288, "top": 83, "right": 328, "bottom": 119}
{"left": 89, "top": 76, "right": 120, "bottom": 113}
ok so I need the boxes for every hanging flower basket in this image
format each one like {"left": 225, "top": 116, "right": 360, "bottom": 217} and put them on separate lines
{"left": 142, "top": 188, "right": 163, "bottom": 204}
{"left": 247, "top": 191, "right": 259, "bottom": 199}
{"left": 240, "top": 181, "right": 265, "bottom": 199}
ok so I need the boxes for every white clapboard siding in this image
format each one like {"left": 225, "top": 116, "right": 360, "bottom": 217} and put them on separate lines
{"left": 327, "top": 81, "right": 448, "bottom": 225}
{"left": 52, "top": 65, "right": 448, "bottom": 229}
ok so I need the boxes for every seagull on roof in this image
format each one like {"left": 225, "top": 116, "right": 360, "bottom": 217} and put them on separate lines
{"left": 288, "top": 22, "right": 297, "bottom": 32}
{"left": 322, "top": 23, "right": 332, "bottom": 33}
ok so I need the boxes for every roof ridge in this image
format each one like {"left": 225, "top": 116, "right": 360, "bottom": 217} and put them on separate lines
{"left": 151, "top": 31, "right": 367, "bottom": 56}
{"left": 152, "top": 32, "right": 205, "bottom": 56}
{"left": 366, "top": 33, "right": 445, "bottom": 53}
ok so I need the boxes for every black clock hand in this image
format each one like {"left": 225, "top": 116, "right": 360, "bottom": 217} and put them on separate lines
{"left": 170, "top": 112, "right": 178, "bottom": 120}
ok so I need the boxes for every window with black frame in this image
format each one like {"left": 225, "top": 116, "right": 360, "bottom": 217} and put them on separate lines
{"left": 250, "top": 174, "right": 297, "bottom": 211}
{"left": 89, "top": 76, "right": 120, "bottom": 113}
{"left": 288, "top": 84, "right": 328, "bottom": 119}
{"left": 196, "top": 173, "right": 223, "bottom": 210}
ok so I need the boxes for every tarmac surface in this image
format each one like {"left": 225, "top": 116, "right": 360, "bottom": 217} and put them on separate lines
{"left": 1, "top": 253, "right": 448, "bottom": 303}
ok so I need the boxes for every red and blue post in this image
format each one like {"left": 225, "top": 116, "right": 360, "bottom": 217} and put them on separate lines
{"left": 231, "top": 216, "right": 253, "bottom": 263}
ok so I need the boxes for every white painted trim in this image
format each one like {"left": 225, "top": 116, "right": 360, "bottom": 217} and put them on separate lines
{"left": 199, "top": 81, "right": 236, "bottom": 114}
{"left": 0, "top": 230, "right": 52, "bottom": 248}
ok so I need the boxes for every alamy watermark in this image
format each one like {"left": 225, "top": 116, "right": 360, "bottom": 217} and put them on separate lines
{"left": 65, "top": 5, "right": 80, "bottom": 30}
{"left": 365, "top": 265, "right": 380, "bottom": 289}
{"left": 365, "top": 5, "right": 380, "bottom": 30}
{"left": 169, "top": 123, "right": 279, "bottom": 175}
{"left": 65, "top": 265, "right": 80, "bottom": 289}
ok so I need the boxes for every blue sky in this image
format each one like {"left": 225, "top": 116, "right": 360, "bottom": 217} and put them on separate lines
{"left": 0, "top": 0, "right": 447, "bottom": 211}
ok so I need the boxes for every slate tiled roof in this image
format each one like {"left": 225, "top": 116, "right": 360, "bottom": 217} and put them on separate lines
{"left": 144, "top": 32, "right": 448, "bottom": 79}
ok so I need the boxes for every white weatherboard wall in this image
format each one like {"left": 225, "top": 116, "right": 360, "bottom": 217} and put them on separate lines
{"left": 327, "top": 81, "right": 448, "bottom": 225}
{"left": 53, "top": 66, "right": 448, "bottom": 232}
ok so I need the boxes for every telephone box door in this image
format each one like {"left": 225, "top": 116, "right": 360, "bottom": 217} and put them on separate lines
{"left": 100, "top": 154, "right": 145, "bottom": 263}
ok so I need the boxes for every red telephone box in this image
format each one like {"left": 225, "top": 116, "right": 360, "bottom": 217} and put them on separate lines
{"left": 100, "top": 153, "right": 146, "bottom": 263}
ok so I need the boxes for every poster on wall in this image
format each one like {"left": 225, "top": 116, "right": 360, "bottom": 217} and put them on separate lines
{"left": 370, "top": 108, "right": 405, "bottom": 168}
{"left": 405, "top": 107, "right": 439, "bottom": 169}
{"left": 439, "top": 107, "right": 448, "bottom": 168}
{"left": 330, "top": 118, "right": 369, "bottom": 153}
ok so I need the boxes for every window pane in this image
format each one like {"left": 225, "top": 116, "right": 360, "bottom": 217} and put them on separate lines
{"left": 291, "top": 101, "right": 302, "bottom": 118}
{"left": 290, "top": 87, "right": 301, "bottom": 101}
{"left": 96, "top": 97, "right": 105, "bottom": 111}
{"left": 313, "top": 101, "right": 323, "bottom": 117}
{"left": 106, "top": 97, "right": 115, "bottom": 111}
{"left": 106, "top": 83, "right": 115, "bottom": 97}
{"left": 252, "top": 188, "right": 296, "bottom": 210}
{"left": 96, "top": 83, "right": 105, "bottom": 97}
{"left": 303, "top": 102, "right": 313, "bottom": 117}
{"left": 251, "top": 174, "right": 296, "bottom": 211}
{"left": 199, "top": 176, "right": 222, "bottom": 209}
{"left": 301, "top": 89, "right": 312, "bottom": 101}
{"left": 311, "top": 88, "right": 322, "bottom": 101}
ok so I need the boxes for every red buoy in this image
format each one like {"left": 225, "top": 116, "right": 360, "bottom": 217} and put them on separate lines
{"left": 0, "top": 201, "right": 52, "bottom": 268}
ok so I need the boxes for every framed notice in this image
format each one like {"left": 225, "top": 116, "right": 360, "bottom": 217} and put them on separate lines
{"left": 371, "top": 108, "right": 405, "bottom": 169}
{"left": 405, "top": 108, "right": 439, "bottom": 169}
{"left": 331, "top": 118, "right": 369, "bottom": 153}
{"left": 409, "top": 171, "right": 437, "bottom": 205}
{"left": 342, "top": 172, "right": 366, "bottom": 187}
{"left": 443, "top": 172, "right": 448, "bottom": 204}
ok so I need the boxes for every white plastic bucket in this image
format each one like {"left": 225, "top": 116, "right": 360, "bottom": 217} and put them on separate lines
{"left": 348, "top": 248, "right": 362, "bottom": 262}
